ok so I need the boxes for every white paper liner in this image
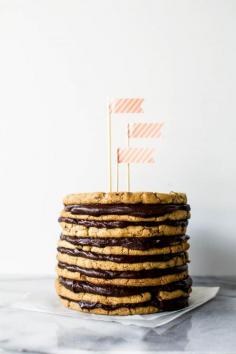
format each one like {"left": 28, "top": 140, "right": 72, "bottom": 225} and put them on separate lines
{"left": 7, "top": 286, "right": 219, "bottom": 328}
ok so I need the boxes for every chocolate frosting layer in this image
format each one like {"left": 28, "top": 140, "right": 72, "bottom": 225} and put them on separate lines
{"left": 65, "top": 203, "right": 190, "bottom": 217}
{"left": 57, "top": 247, "right": 188, "bottom": 263}
{"left": 58, "top": 217, "right": 188, "bottom": 229}
{"left": 60, "top": 234, "right": 189, "bottom": 250}
{"left": 59, "top": 276, "right": 192, "bottom": 297}
{"left": 60, "top": 295, "right": 189, "bottom": 311}
{"left": 58, "top": 262, "right": 188, "bottom": 279}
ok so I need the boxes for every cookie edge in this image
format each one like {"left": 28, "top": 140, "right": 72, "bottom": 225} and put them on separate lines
{"left": 63, "top": 192, "right": 187, "bottom": 205}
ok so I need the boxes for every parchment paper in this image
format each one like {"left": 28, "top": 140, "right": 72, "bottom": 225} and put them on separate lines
{"left": 9, "top": 286, "right": 219, "bottom": 328}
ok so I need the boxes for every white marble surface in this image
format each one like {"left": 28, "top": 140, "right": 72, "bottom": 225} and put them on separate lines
{"left": 0, "top": 276, "right": 235, "bottom": 353}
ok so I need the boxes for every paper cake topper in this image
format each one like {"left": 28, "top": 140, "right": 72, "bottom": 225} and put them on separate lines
{"left": 128, "top": 122, "right": 163, "bottom": 138}
{"left": 117, "top": 148, "right": 155, "bottom": 164}
{"left": 107, "top": 97, "right": 163, "bottom": 192}
{"left": 109, "top": 98, "right": 144, "bottom": 114}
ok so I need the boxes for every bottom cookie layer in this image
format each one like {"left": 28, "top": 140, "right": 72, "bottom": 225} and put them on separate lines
{"left": 59, "top": 295, "right": 189, "bottom": 315}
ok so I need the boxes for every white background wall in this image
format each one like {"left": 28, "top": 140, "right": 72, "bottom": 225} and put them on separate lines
{"left": 0, "top": 0, "right": 235, "bottom": 276}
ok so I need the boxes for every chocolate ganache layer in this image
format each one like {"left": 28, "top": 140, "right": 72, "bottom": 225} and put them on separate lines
{"left": 58, "top": 217, "right": 188, "bottom": 229}
{"left": 57, "top": 247, "right": 188, "bottom": 263}
{"left": 59, "top": 276, "right": 192, "bottom": 297}
{"left": 60, "top": 295, "right": 189, "bottom": 311}
{"left": 65, "top": 203, "right": 191, "bottom": 217}
{"left": 60, "top": 234, "right": 189, "bottom": 250}
{"left": 58, "top": 262, "right": 188, "bottom": 279}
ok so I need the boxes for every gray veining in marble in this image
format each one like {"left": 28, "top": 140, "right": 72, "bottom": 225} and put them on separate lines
{"left": 0, "top": 276, "right": 235, "bottom": 353}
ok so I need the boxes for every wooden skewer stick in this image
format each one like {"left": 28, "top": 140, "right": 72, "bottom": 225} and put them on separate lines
{"left": 107, "top": 98, "right": 112, "bottom": 192}
{"left": 116, "top": 150, "right": 119, "bottom": 192}
{"left": 127, "top": 124, "right": 130, "bottom": 192}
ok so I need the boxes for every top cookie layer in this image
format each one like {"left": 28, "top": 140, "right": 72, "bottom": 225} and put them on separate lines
{"left": 63, "top": 192, "right": 187, "bottom": 205}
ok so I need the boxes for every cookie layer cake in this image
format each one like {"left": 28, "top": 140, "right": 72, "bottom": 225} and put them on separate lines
{"left": 56, "top": 192, "right": 191, "bottom": 315}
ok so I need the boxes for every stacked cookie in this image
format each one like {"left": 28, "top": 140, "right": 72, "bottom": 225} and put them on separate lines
{"left": 56, "top": 192, "right": 191, "bottom": 315}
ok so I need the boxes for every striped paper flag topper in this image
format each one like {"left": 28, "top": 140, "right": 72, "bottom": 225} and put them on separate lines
{"left": 128, "top": 122, "right": 164, "bottom": 138}
{"left": 109, "top": 98, "right": 144, "bottom": 113}
{"left": 117, "top": 147, "right": 155, "bottom": 164}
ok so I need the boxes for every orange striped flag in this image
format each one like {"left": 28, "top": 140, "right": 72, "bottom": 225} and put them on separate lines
{"left": 109, "top": 98, "right": 144, "bottom": 113}
{"left": 117, "top": 148, "right": 155, "bottom": 164}
{"left": 128, "top": 122, "right": 163, "bottom": 138}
